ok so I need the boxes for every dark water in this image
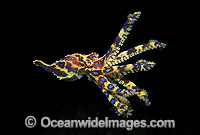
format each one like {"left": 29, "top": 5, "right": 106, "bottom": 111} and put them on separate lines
{"left": 18, "top": 5, "right": 192, "bottom": 135}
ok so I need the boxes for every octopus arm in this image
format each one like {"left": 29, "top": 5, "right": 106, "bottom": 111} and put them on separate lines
{"left": 102, "top": 59, "right": 156, "bottom": 76}
{"left": 102, "top": 11, "right": 142, "bottom": 66}
{"left": 100, "top": 88, "right": 129, "bottom": 115}
{"left": 112, "top": 40, "right": 166, "bottom": 65}
{"left": 114, "top": 75, "right": 151, "bottom": 106}
{"left": 93, "top": 74, "right": 135, "bottom": 97}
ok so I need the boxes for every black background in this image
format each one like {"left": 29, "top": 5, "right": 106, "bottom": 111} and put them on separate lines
{"left": 15, "top": 4, "right": 192, "bottom": 135}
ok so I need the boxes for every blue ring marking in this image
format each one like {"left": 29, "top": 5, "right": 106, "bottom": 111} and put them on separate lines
{"left": 92, "top": 71, "right": 98, "bottom": 75}
{"left": 71, "top": 58, "right": 74, "bottom": 60}
{"left": 110, "top": 99, "right": 115, "bottom": 105}
{"left": 68, "top": 69, "right": 71, "bottom": 72}
{"left": 124, "top": 25, "right": 128, "bottom": 29}
{"left": 106, "top": 69, "right": 111, "bottom": 72}
{"left": 124, "top": 90, "right": 133, "bottom": 94}
{"left": 104, "top": 92, "right": 108, "bottom": 98}
{"left": 136, "top": 88, "right": 142, "bottom": 92}
{"left": 144, "top": 61, "right": 149, "bottom": 66}
{"left": 71, "top": 76, "right": 76, "bottom": 80}
{"left": 54, "top": 71, "right": 58, "bottom": 75}
{"left": 107, "top": 50, "right": 109, "bottom": 54}
{"left": 106, "top": 66, "right": 110, "bottom": 68}
{"left": 100, "top": 64, "right": 102, "bottom": 67}
{"left": 89, "top": 75, "right": 95, "bottom": 81}
{"left": 120, "top": 105, "right": 125, "bottom": 109}
{"left": 120, "top": 65, "right": 125, "bottom": 68}
{"left": 98, "top": 85, "right": 102, "bottom": 89}
{"left": 99, "top": 81, "right": 103, "bottom": 85}
{"left": 117, "top": 89, "right": 122, "bottom": 92}
{"left": 101, "top": 59, "right": 103, "bottom": 61}
{"left": 96, "top": 62, "right": 98, "bottom": 65}
{"left": 73, "top": 69, "right": 77, "bottom": 72}
{"left": 108, "top": 84, "right": 114, "bottom": 89}
{"left": 79, "top": 64, "right": 82, "bottom": 66}
{"left": 124, "top": 80, "right": 128, "bottom": 83}
{"left": 124, "top": 90, "right": 128, "bottom": 94}
{"left": 101, "top": 78, "right": 105, "bottom": 81}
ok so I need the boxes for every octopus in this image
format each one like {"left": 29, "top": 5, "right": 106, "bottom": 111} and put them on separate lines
{"left": 33, "top": 11, "right": 166, "bottom": 117}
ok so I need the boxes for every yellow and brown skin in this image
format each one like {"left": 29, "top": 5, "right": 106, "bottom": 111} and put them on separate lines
{"left": 33, "top": 11, "right": 166, "bottom": 117}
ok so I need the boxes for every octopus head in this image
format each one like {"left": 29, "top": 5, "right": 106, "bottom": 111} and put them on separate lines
{"left": 33, "top": 52, "right": 99, "bottom": 81}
